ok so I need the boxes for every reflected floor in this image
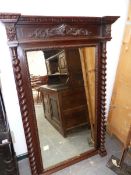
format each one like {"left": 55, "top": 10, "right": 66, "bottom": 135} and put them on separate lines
{"left": 35, "top": 104, "right": 93, "bottom": 169}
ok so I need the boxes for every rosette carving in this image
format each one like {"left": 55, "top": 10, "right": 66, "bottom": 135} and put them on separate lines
{"left": 103, "top": 25, "right": 111, "bottom": 37}
{"left": 5, "top": 24, "right": 17, "bottom": 41}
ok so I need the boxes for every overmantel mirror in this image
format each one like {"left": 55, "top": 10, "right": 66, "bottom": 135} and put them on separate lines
{"left": 0, "top": 13, "right": 119, "bottom": 175}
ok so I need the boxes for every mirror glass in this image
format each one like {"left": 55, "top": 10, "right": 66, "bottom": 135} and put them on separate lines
{"left": 26, "top": 47, "right": 96, "bottom": 169}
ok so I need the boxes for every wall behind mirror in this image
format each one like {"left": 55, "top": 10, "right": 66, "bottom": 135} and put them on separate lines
{"left": 26, "top": 47, "right": 96, "bottom": 169}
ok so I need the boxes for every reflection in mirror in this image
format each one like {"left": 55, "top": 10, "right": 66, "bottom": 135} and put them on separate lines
{"left": 79, "top": 48, "right": 96, "bottom": 142}
{"left": 26, "top": 47, "right": 96, "bottom": 169}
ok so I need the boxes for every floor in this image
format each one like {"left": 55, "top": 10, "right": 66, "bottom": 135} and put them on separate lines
{"left": 35, "top": 104, "right": 92, "bottom": 168}
{"left": 18, "top": 135, "right": 131, "bottom": 175}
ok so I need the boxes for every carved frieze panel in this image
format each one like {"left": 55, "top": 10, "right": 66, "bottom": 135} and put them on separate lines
{"left": 0, "top": 14, "right": 119, "bottom": 43}
{"left": 16, "top": 24, "right": 100, "bottom": 42}
{"left": 28, "top": 24, "right": 92, "bottom": 39}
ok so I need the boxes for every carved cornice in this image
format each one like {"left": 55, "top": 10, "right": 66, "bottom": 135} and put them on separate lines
{"left": 0, "top": 13, "right": 119, "bottom": 25}
{"left": 0, "top": 13, "right": 20, "bottom": 22}
{"left": 28, "top": 24, "right": 92, "bottom": 39}
{"left": 18, "top": 16, "right": 101, "bottom": 24}
{"left": 18, "top": 16, "right": 119, "bottom": 25}
{"left": 102, "top": 16, "right": 120, "bottom": 24}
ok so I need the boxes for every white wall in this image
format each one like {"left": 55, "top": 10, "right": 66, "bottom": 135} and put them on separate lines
{"left": 0, "top": 23, "right": 28, "bottom": 155}
{"left": 27, "top": 51, "right": 47, "bottom": 76}
{"left": 0, "top": 0, "right": 129, "bottom": 156}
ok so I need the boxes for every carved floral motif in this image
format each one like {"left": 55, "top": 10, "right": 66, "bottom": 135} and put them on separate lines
{"left": 28, "top": 24, "right": 92, "bottom": 39}
{"left": 103, "top": 25, "right": 111, "bottom": 37}
{"left": 5, "top": 24, "right": 17, "bottom": 41}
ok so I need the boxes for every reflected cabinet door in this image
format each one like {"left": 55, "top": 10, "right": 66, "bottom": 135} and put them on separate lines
{"left": 49, "top": 94, "right": 60, "bottom": 124}
{"left": 43, "top": 93, "right": 50, "bottom": 119}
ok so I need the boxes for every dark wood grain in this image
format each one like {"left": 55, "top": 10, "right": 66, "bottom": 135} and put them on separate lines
{"left": 0, "top": 13, "right": 119, "bottom": 175}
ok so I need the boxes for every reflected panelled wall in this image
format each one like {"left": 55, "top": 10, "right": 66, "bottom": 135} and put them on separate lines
{"left": 0, "top": 13, "right": 119, "bottom": 175}
{"left": 79, "top": 47, "right": 96, "bottom": 140}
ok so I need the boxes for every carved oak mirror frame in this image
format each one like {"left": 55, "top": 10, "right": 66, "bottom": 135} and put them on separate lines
{"left": 0, "top": 13, "right": 119, "bottom": 175}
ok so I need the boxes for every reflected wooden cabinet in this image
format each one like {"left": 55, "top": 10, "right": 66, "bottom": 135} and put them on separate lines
{"left": 41, "top": 48, "right": 89, "bottom": 137}
{"left": 61, "top": 87, "right": 89, "bottom": 130}
{"left": 41, "top": 86, "right": 88, "bottom": 137}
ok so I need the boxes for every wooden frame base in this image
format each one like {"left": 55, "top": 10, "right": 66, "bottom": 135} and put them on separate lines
{"left": 43, "top": 149, "right": 98, "bottom": 175}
